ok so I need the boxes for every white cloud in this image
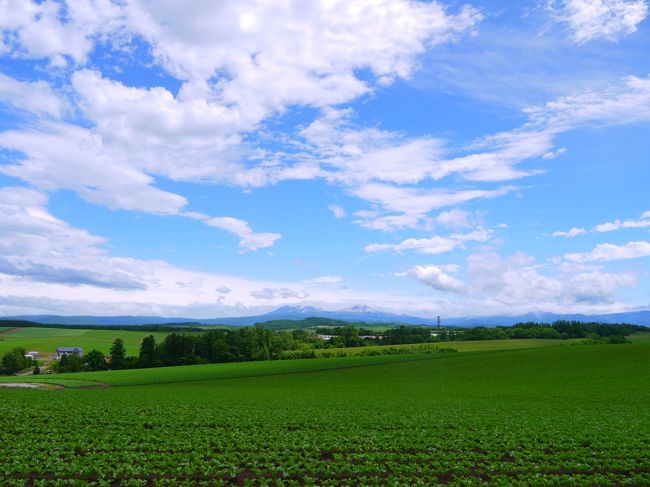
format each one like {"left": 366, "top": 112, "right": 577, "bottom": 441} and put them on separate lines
{"left": 0, "top": 3, "right": 485, "bottom": 248}
{"left": 365, "top": 227, "right": 491, "bottom": 255}
{"left": 305, "top": 275, "right": 343, "bottom": 284}
{"left": 525, "top": 74, "right": 650, "bottom": 130}
{"left": 0, "top": 186, "right": 441, "bottom": 316}
{"left": 186, "top": 213, "right": 281, "bottom": 252}
{"left": 402, "top": 265, "right": 466, "bottom": 292}
{"left": 466, "top": 250, "right": 635, "bottom": 307}
{"left": 593, "top": 214, "right": 650, "bottom": 232}
{"left": 549, "top": 0, "right": 648, "bottom": 43}
{"left": 0, "top": 122, "right": 188, "bottom": 214}
{"left": 0, "top": 0, "right": 123, "bottom": 64}
{"left": 435, "top": 209, "right": 473, "bottom": 229}
{"left": 0, "top": 186, "right": 146, "bottom": 291}
{"left": 567, "top": 270, "right": 637, "bottom": 303}
{"left": 542, "top": 147, "right": 567, "bottom": 160}
{"left": 0, "top": 119, "right": 281, "bottom": 252}
{"left": 564, "top": 241, "right": 650, "bottom": 262}
{"left": 125, "top": 0, "right": 481, "bottom": 115}
{"left": 553, "top": 210, "right": 650, "bottom": 237}
{"left": 0, "top": 73, "right": 65, "bottom": 117}
{"left": 250, "top": 288, "right": 307, "bottom": 300}
{"left": 328, "top": 204, "right": 346, "bottom": 219}
{"left": 353, "top": 211, "right": 432, "bottom": 233}
{"left": 352, "top": 183, "right": 518, "bottom": 216}
{"left": 552, "top": 227, "right": 587, "bottom": 237}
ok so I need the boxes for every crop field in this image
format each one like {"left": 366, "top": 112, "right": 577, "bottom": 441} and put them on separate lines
{"left": 314, "top": 338, "right": 571, "bottom": 357}
{"left": 1, "top": 343, "right": 649, "bottom": 486}
{"left": 0, "top": 328, "right": 200, "bottom": 356}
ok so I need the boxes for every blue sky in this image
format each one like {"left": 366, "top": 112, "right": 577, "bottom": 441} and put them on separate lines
{"left": 0, "top": 0, "right": 649, "bottom": 318}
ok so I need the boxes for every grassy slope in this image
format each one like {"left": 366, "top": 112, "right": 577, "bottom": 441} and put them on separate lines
{"left": 15, "top": 353, "right": 439, "bottom": 387}
{"left": 0, "top": 328, "right": 198, "bottom": 356}
{"left": 0, "top": 337, "right": 565, "bottom": 387}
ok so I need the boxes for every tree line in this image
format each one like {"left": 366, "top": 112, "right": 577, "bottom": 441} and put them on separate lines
{"left": 1, "top": 321, "right": 645, "bottom": 375}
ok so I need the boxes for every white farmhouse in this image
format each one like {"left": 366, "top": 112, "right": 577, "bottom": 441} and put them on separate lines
{"left": 56, "top": 347, "right": 84, "bottom": 359}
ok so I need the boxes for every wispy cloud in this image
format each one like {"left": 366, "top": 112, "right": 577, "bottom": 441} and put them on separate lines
{"left": 549, "top": 0, "right": 648, "bottom": 43}
{"left": 553, "top": 210, "right": 650, "bottom": 237}
{"left": 565, "top": 241, "right": 650, "bottom": 262}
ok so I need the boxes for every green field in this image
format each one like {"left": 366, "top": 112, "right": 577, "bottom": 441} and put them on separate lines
{"left": 1, "top": 342, "right": 649, "bottom": 485}
{"left": 315, "top": 338, "right": 571, "bottom": 356}
{"left": 628, "top": 331, "right": 650, "bottom": 342}
{"left": 0, "top": 328, "right": 199, "bottom": 356}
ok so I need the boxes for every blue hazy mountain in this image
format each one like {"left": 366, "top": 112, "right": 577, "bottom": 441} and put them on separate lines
{"left": 1, "top": 306, "right": 649, "bottom": 327}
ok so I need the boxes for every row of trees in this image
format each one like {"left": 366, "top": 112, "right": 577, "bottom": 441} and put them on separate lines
{"left": 56, "top": 326, "right": 313, "bottom": 372}
{"left": 450, "top": 321, "right": 642, "bottom": 341}
{"left": 1, "top": 348, "right": 34, "bottom": 375}
{"left": 1, "top": 320, "right": 642, "bottom": 375}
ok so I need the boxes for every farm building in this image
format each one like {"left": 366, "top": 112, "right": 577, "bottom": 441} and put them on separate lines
{"left": 56, "top": 347, "right": 84, "bottom": 359}
{"left": 25, "top": 351, "right": 39, "bottom": 360}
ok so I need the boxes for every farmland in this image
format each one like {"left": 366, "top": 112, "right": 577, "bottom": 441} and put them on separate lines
{"left": 1, "top": 342, "right": 649, "bottom": 485}
{"left": 313, "top": 338, "right": 573, "bottom": 357}
{"left": 0, "top": 327, "right": 201, "bottom": 356}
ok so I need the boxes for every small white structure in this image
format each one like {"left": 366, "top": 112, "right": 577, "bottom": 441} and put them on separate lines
{"left": 56, "top": 347, "right": 84, "bottom": 359}
{"left": 317, "top": 334, "right": 334, "bottom": 341}
{"left": 25, "top": 351, "right": 39, "bottom": 360}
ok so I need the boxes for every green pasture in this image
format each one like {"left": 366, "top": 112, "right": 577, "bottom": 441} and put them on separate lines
{"left": 2, "top": 327, "right": 87, "bottom": 338}
{"left": 0, "top": 328, "right": 194, "bottom": 356}
{"left": 0, "top": 342, "right": 648, "bottom": 485}
{"left": 628, "top": 331, "right": 650, "bottom": 342}
{"left": 315, "top": 337, "right": 569, "bottom": 356}
{"left": 7, "top": 353, "right": 436, "bottom": 387}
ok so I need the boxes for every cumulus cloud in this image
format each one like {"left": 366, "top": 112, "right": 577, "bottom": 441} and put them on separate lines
{"left": 398, "top": 249, "right": 638, "bottom": 312}
{"left": 125, "top": 1, "right": 481, "bottom": 113}
{"left": 0, "top": 2, "right": 485, "bottom": 248}
{"left": 549, "top": 0, "right": 648, "bottom": 43}
{"left": 401, "top": 265, "right": 466, "bottom": 292}
{"left": 0, "top": 0, "right": 123, "bottom": 64}
{"left": 466, "top": 250, "right": 635, "bottom": 307}
{"left": 0, "top": 73, "right": 65, "bottom": 117}
{"left": 564, "top": 241, "right": 650, "bottom": 262}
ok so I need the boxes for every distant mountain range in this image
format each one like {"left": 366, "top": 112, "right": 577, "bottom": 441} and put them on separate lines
{"left": 2, "top": 305, "right": 650, "bottom": 327}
